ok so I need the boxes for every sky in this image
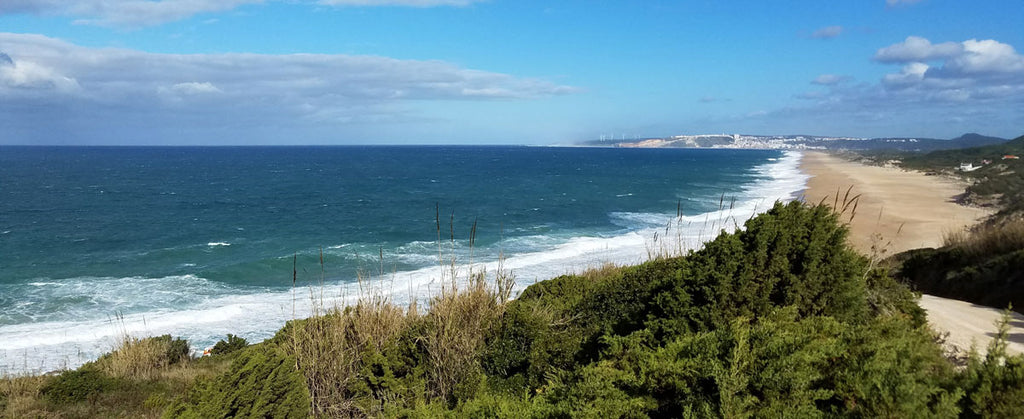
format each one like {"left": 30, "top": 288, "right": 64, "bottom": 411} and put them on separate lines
{"left": 1, "top": 0, "right": 1023, "bottom": 145}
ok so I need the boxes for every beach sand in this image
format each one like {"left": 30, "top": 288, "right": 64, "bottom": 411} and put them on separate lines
{"left": 800, "top": 152, "right": 991, "bottom": 256}
{"left": 800, "top": 151, "right": 1023, "bottom": 356}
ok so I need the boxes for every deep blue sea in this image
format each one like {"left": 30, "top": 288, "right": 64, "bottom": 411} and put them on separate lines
{"left": 0, "top": 146, "right": 806, "bottom": 373}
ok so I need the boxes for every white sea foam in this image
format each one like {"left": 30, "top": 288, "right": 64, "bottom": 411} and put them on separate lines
{"left": 207, "top": 242, "right": 231, "bottom": 247}
{"left": 0, "top": 151, "right": 808, "bottom": 375}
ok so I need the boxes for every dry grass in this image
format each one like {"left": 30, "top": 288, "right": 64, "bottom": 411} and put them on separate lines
{"left": 0, "top": 374, "right": 50, "bottom": 418}
{"left": 290, "top": 268, "right": 514, "bottom": 416}
{"left": 291, "top": 297, "right": 411, "bottom": 417}
{"left": 944, "top": 218, "right": 1024, "bottom": 258}
{"left": 424, "top": 270, "right": 504, "bottom": 401}
{"left": 96, "top": 336, "right": 173, "bottom": 381}
{"left": 288, "top": 207, "right": 519, "bottom": 416}
{"left": 576, "top": 262, "right": 623, "bottom": 282}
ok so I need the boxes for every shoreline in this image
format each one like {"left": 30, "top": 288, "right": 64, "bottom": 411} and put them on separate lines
{"left": 799, "top": 151, "right": 1023, "bottom": 356}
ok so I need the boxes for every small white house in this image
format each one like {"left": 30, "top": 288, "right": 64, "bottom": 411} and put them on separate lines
{"left": 959, "top": 162, "right": 981, "bottom": 172}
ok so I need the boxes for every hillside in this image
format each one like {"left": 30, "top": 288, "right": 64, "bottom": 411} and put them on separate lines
{"left": 901, "top": 134, "right": 1024, "bottom": 215}
{"left": 875, "top": 134, "right": 1024, "bottom": 326}
{"left": 3, "top": 202, "right": 1023, "bottom": 417}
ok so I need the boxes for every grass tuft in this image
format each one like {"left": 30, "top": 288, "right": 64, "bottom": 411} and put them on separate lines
{"left": 944, "top": 218, "right": 1024, "bottom": 259}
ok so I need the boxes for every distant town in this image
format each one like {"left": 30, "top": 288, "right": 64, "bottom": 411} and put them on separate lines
{"left": 579, "top": 133, "right": 1008, "bottom": 153}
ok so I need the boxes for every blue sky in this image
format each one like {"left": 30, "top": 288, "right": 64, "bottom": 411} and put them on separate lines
{"left": 1, "top": 0, "right": 1022, "bottom": 145}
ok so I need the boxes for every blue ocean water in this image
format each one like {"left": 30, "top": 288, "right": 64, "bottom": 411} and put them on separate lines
{"left": 0, "top": 146, "right": 806, "bottom": 373}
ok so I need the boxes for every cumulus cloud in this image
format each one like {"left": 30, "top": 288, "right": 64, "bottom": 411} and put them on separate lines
{"left": 875, "top": 36, "right": 1024, "bottom": 83}
{"left": 870, "top": 37, "right": 1024, "bottom": 105}
{"left": 873, "top": 36, "right": 961, "bottom": 63}
{"left": 940, "top": 39, "right": 1024, "bottom": 76}
{"left": 881, "top": 62, "right": 929, "bottom": 87}
{"left": 0, "top": 33, "right": 576, "bottom": 143}
{"left": 0, "top": 0, "right": 486, "bottom": 27}
{"left": 771, "top": 36, "right": 1024, "bottom": 138}
{"left": 811, "top": 26, "right": 843, "bottom": 39}
{"left": 0, "top": 49, "right": 80, "bottom": 93}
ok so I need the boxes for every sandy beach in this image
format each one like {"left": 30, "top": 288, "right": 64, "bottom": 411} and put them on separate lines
{"left": 800, "top": 151, "right": 1023, "bottom": 356}
{"left": 800, "top": 152, "right": 991, "bottom": 256}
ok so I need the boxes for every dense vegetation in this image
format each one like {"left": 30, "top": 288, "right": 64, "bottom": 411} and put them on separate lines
{"left": 3, "top": 202, "right": 1022, "bottom": 417}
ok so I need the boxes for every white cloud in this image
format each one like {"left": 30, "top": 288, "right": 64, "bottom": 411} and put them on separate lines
{"left": 881, "top": 62, "right": 929, "bottom": 87}
{"left": 0, "top": 33, "right": 576, "bottom": 143}
{"left": 811, "top": 74, "right": 850, "bottom": 85}
{"left": 168, "top": 81, "right": 222, "bottom": 95}
{"left": 318, "top": 0, "right": 483, "bottom": 6}
{"left": 811, "top": 26, "right": 843, "bottom": 39}
{"left": 873, "top": 36, "right": 961, "bottom": 63}
{"left": 875, "top": 36, "right": 1024, "bottom": 82}
{"left": 0, "top": 0, "right": 262, "bottom": 27}
{"left": 942, "top": 39, "right": 1024, "bottom": 76}
{"left": 0, "top": 0, "right": 485, "bottom": 27}
{"left": 765, "top": 36, "right": 1024, "bottom": 138}
{"left": 885, "top": 0, "right": 923, "bottom": 6}
{"left": 0, "top": 55, "right": 80, "bottom": 93}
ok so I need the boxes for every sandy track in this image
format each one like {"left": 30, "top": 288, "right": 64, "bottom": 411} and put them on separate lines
{"left": 919, "top": 295, "right": 1024, "bottom": 356}
{"left": 800, "top": 152, "right": 1020, "bottom": 356}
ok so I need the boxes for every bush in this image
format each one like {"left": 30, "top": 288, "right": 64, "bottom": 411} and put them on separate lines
{"left": 958, "top": 311, "right": 1024, "bottom": 417}
{"left": 40, "top": 369, "right": 116, "bottom": 405}
{"left": 164, "top": 344, "right": 309, "bottom": 418}
{"left": 210, "top": 334, "right": 248, "bottom": 356}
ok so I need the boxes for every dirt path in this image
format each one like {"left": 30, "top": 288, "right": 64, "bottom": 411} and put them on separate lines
{"left": 800, "top": 152, "right": 1021, "bottom": 357}
{"left": 919, "top": 295, "right": 1024, "bottom": 356}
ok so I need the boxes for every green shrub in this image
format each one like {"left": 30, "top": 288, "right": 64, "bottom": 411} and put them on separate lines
{"left": 210, "top": 334, "right": 247, "bottom": 356}
{"left": 818, "top": 314, "right": 961, "bottom": 417}
{"left": 958, "top": 311, "right": 1024, "bottom": 417}
{"left": 40, "top": 369, "right": 117, "bottom": 405}
{"left": 164, "top": 335, "right": 191, "bottom": 365}
{"left": 864, "top": 267, "right": 927, "bottom": 327}
{"left": 483, "top": 296, "right": 588, "bottom": 391}
{"left": 164, "top": 344, "right": 309, "bottom": 418}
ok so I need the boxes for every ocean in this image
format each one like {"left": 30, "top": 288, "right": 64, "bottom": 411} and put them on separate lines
{"left": 0, "top": 146, "right": 807, "bottom": 374}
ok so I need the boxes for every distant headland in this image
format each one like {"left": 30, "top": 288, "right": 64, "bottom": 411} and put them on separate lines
{"left": 579, "top": 132, "right": 1007, "bottom": 152}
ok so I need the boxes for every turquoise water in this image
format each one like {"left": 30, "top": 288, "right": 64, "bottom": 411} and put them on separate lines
{"left": 0, "top": 146, "right": 806, "bottom": 373}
